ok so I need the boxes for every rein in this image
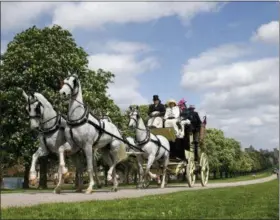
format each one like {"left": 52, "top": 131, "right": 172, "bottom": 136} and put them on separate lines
{"left": 63, "top": 82, "right": 79, "bottom": 97}
{"left": 38, "top": 114, "right": 62, "bottom": 135}
{"left": 129, "top": 112, "right": 170, "bottom": 153}
{"left": 65, "top": 97, "right": 144, "bottom": 152}
{"left": 129, "top": 117, "right": 151, "bottom": 146}
{"left": 28, "top": 98, "right": 63, "bottom": 135}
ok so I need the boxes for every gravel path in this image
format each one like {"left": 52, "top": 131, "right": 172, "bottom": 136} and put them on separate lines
{"left": 1, "top": 175, "right": 277, "bottom": 208}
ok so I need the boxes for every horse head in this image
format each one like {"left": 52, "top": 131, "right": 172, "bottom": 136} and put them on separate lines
{"left": 21, "top": 89, "right": 43, "bottom": 130}
{"left": 128, "top": 105, "right": 140, "bottom": 128}
{"left": 59, "top": 73, "right": 80, "bottom": 99}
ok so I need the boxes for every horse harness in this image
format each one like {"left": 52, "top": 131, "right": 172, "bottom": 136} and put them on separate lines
{"left": 28, "top": 97, "right": 65, "bottom": 152}
{"left": 130, "top": 112, "right": 170, "bottom": 158}
{"left": 62, "top": 76, "right": 142, "bottom": 152}
{"left": 66, "top": 104, "right": 143, "bottom": 152}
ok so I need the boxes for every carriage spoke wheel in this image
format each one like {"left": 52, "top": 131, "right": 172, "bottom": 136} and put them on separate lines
{"left": 200, "top": 153, "right": 209, "bottom": 187}
{"left": 186, "top": 157, "right": 196, "bottom": 187}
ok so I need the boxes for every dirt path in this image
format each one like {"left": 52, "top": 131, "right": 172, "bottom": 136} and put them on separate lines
{"left": 1, "top": 175, "right": 277, "bottom": 208}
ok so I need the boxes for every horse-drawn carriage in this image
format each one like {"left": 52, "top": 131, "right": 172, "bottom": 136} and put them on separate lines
{"left": 22, "top": 72, "right": 209, "bottom": 194}
{"left": 145, "top": 123, "right": 209, "bottom": 187}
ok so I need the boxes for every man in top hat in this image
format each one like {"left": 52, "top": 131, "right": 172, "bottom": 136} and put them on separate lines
{"left": 188, "top": 104, "right": 202, "bottom": 162}
{"left": 147, "top": 95, "right": 166, "bottom": 128}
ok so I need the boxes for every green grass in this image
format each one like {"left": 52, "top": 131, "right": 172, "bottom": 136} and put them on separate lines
{"left": 2, "top": 179, "right": 279, "bottom": 219}
{"left": 1, "top": 170, "right": 273, "bottom": 194}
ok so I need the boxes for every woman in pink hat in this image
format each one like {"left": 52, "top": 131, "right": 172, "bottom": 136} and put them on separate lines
{"left": 178, "top": 98, "right": 187, "bottom": 111}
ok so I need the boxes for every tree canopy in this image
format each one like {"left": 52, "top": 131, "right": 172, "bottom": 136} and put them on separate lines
{"left": 0, "top": 25, "right": 124, "bottom": 167}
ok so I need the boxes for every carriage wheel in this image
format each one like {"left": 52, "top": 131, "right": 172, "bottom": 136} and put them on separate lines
{"left": 200, "top": 153, "right": 209, "bottom": 187}
{"left": 186, "top": 157, "right": 196, "bottom": 187}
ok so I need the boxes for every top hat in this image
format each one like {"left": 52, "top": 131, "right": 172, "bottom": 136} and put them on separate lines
{"left": 153, "top": 95, "right": 159, "bottom": 101}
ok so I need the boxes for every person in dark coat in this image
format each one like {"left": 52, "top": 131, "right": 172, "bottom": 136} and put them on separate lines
{"left": 188, "top": 105, "right": 202, "bottom": 162}
{"left": 147, "top": 95, "right": 166, "bottom": 128}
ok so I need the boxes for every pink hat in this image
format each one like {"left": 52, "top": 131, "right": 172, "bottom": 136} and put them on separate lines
{"left": 178, "top": 98, "right": 186, "bottom": 106}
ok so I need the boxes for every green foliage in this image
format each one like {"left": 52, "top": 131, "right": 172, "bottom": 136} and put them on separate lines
{"left": 204, "top": 128, "right": 277, "bottom": 175}
{"left": 0, "top": 25, "right": 124, "bottom": 167}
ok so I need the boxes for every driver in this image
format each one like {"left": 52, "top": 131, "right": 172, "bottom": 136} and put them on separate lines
{"left": 147, "top": 95, "right": 166, "bottom": 128}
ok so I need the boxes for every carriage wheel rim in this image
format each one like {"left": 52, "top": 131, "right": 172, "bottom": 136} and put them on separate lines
{"left": 200, "top": 156, "right": 209, "bottom": 185}
{"left": 186, "top": 159, "right": 196, "bottom": 186}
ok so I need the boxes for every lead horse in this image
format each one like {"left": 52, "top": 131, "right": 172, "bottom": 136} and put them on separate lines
{"left": 128, "top": 105, "right": 170, "bottom": 188}
{"left": 59, "top": 73, "right": 126, "bottom": 193}
{"left": 21, "top": 90, "right": 88, "bottom": 193}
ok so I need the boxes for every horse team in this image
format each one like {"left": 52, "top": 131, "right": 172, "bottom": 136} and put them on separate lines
{"left": 22, "top": 73, "right": 171, "bottom": 194}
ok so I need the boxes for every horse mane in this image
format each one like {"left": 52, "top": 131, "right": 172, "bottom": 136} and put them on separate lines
{"left": 34, "top": 92, "right": 54, "bottom": 110}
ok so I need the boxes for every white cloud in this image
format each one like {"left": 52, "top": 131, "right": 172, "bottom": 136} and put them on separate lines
{"left": 181, "top": 39, "right": 279, "bottom": 149}
{"left": 182, "top": 43, "right": 251, "bottom": 75}
{"left": 251, "top": 21, "right": 279, "bottom": 44}
{"left": 51, "top": 2, "right": 221, "bottom": 30}
{"left": 1, "top": 2, "right": 57, "bottom": 32}
{"left": 1, "top": 1, "right": 223, "bottom": 33}
{"left": 104, "top": 41, "right": 152, "bottom": 54}
{"left": 247, "top": 117, "right": 263, "bottom": 126}
{"left": 88, "top": 41, "right": 159, "bottom": 108}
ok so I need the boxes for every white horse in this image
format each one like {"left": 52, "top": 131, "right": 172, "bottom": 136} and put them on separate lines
{"left": 21, "top": 90, "right": 86, "bottom": 193}
{"left": 128, "top": 105, "right": 170, "bottom": 188}
{"left": 59, "top": 73, "right": 126, "bottom": 193}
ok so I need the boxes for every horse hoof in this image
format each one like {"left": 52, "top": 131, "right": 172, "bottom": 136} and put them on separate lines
{"left": 54, "top": 188, "right": 61, "bottom": 194}
{"left": 62, "top": 172, "right": 69, "bottom": 179}
{"left": 29, "top": 179, "right": 37, "bottom": 186}
{"left": 85, "top": 190, "right": 92, "bottom": 194}
{"left": 62, "top": 167, "right": 68, "bottom": 174}
{"left": 111, "top": 188, "right": 118, "bottom": 192}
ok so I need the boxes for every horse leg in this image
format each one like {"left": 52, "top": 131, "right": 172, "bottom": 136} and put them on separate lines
{"left": 53, "top": 143, "right": 72, "bottom": 194}
{"left": 53, "top": 164, "right": 64, "bottom": 194}
{"left": 58, "top": 143, "right": 72, "bottom": 175}
{"left": 83, "top": 145, "right": 95, "bottom": 194}
{"left": 29, "top": 146, "right": 48, "bottom": 186}
{"left": 136, "top": 155, "right": 144, "bottom": 189}
{"left": 160, "top": 154, "right": 169, "bottom": 188}
{"left": 73, "top": 152, "right": 84, "bottom": 193}
{"left": 101, "top": 149, "right": 115, "bottom": 190}
{"left": 108, "top": 141, "right": 121, "bottom": 192}
{"left": 144, "top": 154, "right": 155, "bottom": 187}
{"left": 93, "top": 149, "right": 102, "bottom": 188}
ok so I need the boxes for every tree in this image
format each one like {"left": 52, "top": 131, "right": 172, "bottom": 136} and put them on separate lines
{"left": 0, "top": 25, "right": 124, "bottom": 187}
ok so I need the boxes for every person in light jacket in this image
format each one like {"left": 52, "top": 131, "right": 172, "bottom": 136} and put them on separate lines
{"left": 164, "top": 99, "right": 181, "bottom": 137}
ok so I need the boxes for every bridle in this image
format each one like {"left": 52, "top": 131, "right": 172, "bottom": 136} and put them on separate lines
{"left": 27, "top": 97, "right": 60, "bottom": 133}
{"left": 61, "top": 76, "right": 79, "bottom": 97}
{"left": 129, "top": 110, "right": 151, "bottom": 145}
{"left": 27, "top": 97, "right": 43, "bottom": 119}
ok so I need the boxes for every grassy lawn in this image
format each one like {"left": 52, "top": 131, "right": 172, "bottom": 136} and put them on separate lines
{"left": 2, "top": 179, "right": 278, "bottom": 219}
{"left": 1, "top": 170, "right": 273, "bottom": 194}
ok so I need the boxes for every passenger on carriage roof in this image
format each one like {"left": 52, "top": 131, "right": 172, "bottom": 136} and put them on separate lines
{"left": 147, "top": 95, "right": 166, "bottom": 128}
{"left": 188, "top": 105, "right": 202, "bottom": 162}
{"left": 164, "top": 99, "right": 181, "bottom": 136}
{"left": 178, "top": 99, "right": 190, "bottom": 120}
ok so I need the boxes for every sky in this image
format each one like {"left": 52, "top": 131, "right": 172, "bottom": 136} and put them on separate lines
{"left": 1, "top": 1, "right": 279, "bottom": 150}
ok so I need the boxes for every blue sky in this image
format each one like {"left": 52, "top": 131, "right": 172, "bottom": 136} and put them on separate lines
{"left": 1, "top": 1, "right": 279, "bottom": 150}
